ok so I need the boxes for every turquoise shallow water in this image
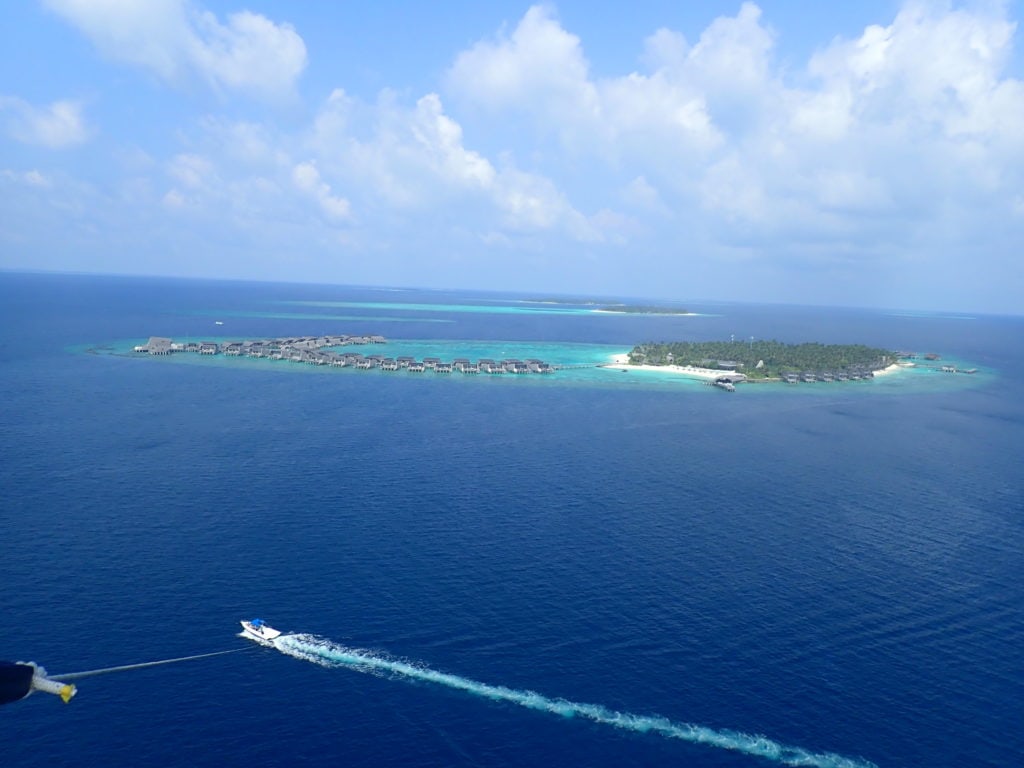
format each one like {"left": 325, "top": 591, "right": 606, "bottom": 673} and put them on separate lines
{"left": 191, "top": 309, "right": 457, "bottom": 323}
{"left": 279, "top": 300, "right": 601, "bottom": 316}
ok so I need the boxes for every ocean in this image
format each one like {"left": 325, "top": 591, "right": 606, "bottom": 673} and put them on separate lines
{"left": 1, "top": 272, "right": 1021, "bottom": 767}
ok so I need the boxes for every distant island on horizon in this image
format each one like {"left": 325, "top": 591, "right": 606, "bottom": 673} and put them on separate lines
{"left": 525, "top": 298, "right": 693, "bottom": 315}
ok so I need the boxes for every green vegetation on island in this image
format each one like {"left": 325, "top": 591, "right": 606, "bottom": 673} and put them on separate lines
{"left": 629, "top": 340, "right": 896, "bottom": 380}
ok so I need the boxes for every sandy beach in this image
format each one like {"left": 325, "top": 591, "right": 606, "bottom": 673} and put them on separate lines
{"left": 605, "top": 354, "right": 906, "bottom": 380}
{"left": 873, "top": 362, "right": 906, "bottom": 377}
{"left": 604, "top": 353, "right": 735, "bottom": 380}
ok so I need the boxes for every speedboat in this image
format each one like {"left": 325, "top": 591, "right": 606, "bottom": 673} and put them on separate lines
{"left": 240, "top": 618, "right": 282, "bottom": 643}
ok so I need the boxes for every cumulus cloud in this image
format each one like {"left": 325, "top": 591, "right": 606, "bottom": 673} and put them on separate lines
{"left": 10, "top": 1, "right": 1023, "bottom": 309}
{"left": 307, "top": 88, "right": 595, "bottom": 239}
{"left": 43, "top": 0, "right": 307, "bottom": 98}
{"left": 292, "top": 161, "right": 351, "bottom": 220}
{"left": 447, "top": 6, "right": 598, "bottom": 127}
{"left": 411, "top": 94, "right": 496, "bottom": 188}
{"left": 446, "top": 5, "right": 724, "bottom": 155}
{"left": 0, "top": 96, "right": 87, "bottom": 147}
{"left": 486, "top": 5, "right": 1019, "bottom": 271}
{"left": 799, "top": 1, "right": 1024, "bottom": 142}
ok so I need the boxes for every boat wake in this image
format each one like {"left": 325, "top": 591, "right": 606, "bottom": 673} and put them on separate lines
{"left": 273, "top": 633, "right": 875, "bottom": 768}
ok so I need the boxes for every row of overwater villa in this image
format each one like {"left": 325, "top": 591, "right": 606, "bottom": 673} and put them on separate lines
{"left": 133, "top": 335, "right": 556, "bottom": 374}
{"left": 780, "top": 369, "right": 877, "bottom": 383}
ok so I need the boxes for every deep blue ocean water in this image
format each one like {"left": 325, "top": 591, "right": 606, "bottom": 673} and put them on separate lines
{"left": 2, "top": 272, "right": 1022, "bottom": 767}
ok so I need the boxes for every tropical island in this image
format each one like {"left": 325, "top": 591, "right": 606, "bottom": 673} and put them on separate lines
{"left": 118, "top": 332, "right": 980, "bottom": 390}
{"left": 526, "top": 298, "right": 692, "bottom": 314}
{"left": 625, "top": 340, "right": 897, "bottom": 381}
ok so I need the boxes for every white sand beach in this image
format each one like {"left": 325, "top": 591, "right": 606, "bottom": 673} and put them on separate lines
{"left": 605, "top": 354, "right": 905, "bottom": 380}
{"left": 604, "top": 353, "right": 736, "bottom": 380}
{"left": 872, "top": 362, "right": 906, "bottom": 377}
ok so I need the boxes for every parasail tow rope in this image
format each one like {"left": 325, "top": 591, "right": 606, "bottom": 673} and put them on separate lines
{"left": 51, "top": 647, "right": 255, "bottom": 681}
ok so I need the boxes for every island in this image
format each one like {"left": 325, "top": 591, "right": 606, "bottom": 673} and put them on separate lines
{"left": 525, "top": 298, "right": 692, "bottom": 314}
{"left": 123, "top": 333, "right": 975, "bottom": 390}
{"left": 621, "top": 340, "right": 897, "bottom": 383}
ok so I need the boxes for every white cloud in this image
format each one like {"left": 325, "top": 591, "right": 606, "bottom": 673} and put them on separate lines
{"left": 188, "top": 9, "right": 307, "bottom": 97}
{"left": 444, "top": 1, "right": 1023, "bottom": 248}
{"left": 804, "top": 1, "right": 1024, "bottom": 141}
{"left": 291, "top": 161, "right": 350, "bottom": 220}
{"left": 621, "top": 176, "right": 669, "bottom": 216}
{"left": 2, "top": 168, "right": 53, "bottom": 187}
{"left": 168, "top": 153, "right": 212, "bottom": 189}
{"left": 685, "top": 2, "right": 774, "bottom": 94}
{"left": 307, "top": 88, "right": 595, "bottom": 239}
{"left": 10, "top": 1, "right": 1023, "bottom": 310}
{"left": 162, "top": 188, "right": 186, "bottom": 208}
{"left": 445, "top": 5, "right": 735, "bottom": 165}
{"left": 446, "top": 5, "right": 597, "bottom": 121}
{"left": 24, "top": 169, "right": 51, "bottom": 187}
{"left": 0, "top": 96, "right": 87, "bottom": 148}
{"left": 43, "top": 0, "right": 307, "bottom": 99}
{"left": 411, "top": 94, "right": 496, "bottom": 188}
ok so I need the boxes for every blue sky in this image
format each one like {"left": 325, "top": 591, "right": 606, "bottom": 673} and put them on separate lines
{"left": 1, "top": 1, "right": 1022, "bottom": 313}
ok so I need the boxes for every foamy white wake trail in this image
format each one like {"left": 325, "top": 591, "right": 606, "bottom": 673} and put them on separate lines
{"left": 275, "top": 634, "right": 875, "bottom": 768}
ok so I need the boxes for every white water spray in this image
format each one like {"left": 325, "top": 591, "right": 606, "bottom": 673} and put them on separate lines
{"left": 275, "top": 634, "right": 876, "bottom": 768}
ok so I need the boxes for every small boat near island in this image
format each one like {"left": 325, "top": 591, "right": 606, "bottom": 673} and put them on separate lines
{"left": 240, "top": 618, "right": 282, "bottom": 644}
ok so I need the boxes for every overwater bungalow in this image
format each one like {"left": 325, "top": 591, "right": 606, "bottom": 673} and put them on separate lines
{"left": 134, "top": 336, "right": 174, "bottom": 355}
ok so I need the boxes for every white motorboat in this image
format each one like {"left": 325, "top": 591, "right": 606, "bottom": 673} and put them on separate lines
{"left": 240, "top": 618, "right": 282, "bottom": 643}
